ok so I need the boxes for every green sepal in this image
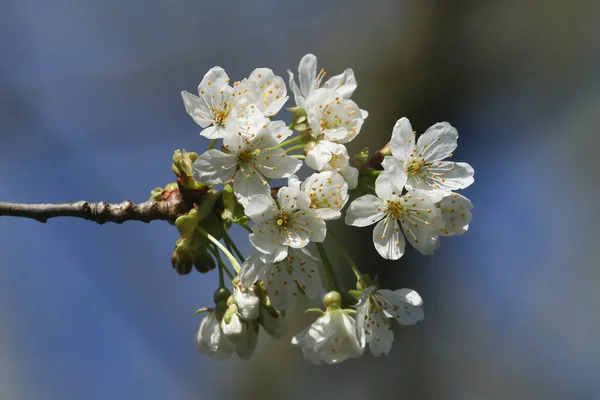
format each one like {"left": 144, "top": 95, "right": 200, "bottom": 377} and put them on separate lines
{"left": 196, "top": 189, "right": 221, "bottom": 221}
{"left": 348, "top": 289, "right": 363, "bottom": 301}
{"left": 351, "top": 147, "right": 370, "bottom": 169}
{"left": 305, "top": 308, "right": 326, "bottom": 316}
{"left": 175, "top": 208, "right": 200, "bottom": 236}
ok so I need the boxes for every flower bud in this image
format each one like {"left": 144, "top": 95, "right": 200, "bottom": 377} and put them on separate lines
{"left": 221, "top": 303, "right": 245, "bottom": 341}
{"left": 193, "top": 249, "right": 216, "bottom": 274}
{"left": 233, "top": 285, "right": 260, "bottom": 320}
{"left": 323, "top": 291, "right": 342, "bottom": 309}
{"left": 171, "top": 248, "right": 193, "bottom": 275}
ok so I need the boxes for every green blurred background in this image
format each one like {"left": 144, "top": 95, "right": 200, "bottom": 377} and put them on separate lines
{"left": 1, "top": 1, "right": 599, "bottom": 399}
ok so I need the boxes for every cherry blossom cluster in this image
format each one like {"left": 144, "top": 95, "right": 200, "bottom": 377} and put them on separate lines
{"left": 176, "top": 54, "right": 474, "bottom": 364}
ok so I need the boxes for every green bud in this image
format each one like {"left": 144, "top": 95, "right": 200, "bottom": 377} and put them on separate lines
{"left": 172, "top": 149, "right": 198, "bottom": 177}
{"left": 323, "top": 291, "right": 342, "bottom": 309}
{"left": 213, "top": 288, "right": 231, "bottom": 305}
{"left": 149, "top": 187, "right": 163, "bottom": 201}
{"left": 348, "top": 290, "right": 363, "bottom": 301}
{"left": 356, "top": 274, "right": 374, "bottom": 291}
{"left": 175, "top": 208, "right": 200, "bottom": 236}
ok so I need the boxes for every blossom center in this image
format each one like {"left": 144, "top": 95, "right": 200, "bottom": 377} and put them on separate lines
{"left": 405, "top": 158, "right": 426, "bottom": 176}
{"left": 387, "top": 200, "right": 405, "bottom": 220}
{"left": 236, "top": 148, "right": 259, "bottom": 166}
{"left": 277, "top": 215, "right": 289, "bottom": 226}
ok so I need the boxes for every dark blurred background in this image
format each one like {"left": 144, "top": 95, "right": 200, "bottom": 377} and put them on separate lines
{"left": 1, "top": 1, "right": 599, "bottom": 399}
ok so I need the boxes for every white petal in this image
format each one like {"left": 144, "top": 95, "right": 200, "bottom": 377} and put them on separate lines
{"left": 377, "top": 289, "right": 424, "bottom": 326}
{"left": 198, "top": 66, "right": 230, "bottom": 93}
{"left": 234, "top": 320, "right": 259, "bottom": 360}
{"left": 181, "top": 91, "right": 212, "bottom": 128}
{"left": 293, "top": 212, "right": 327, "bottom": 243}
{"left": 287, "top": 174, "right": 302, "bottom": 190}
{"left": 298, "top": 54, "right": 318, "bottom": 98}
{"left": 398, "top": 193, "right": 443, "bottom": 255}
{"left": 192, "top": 150, "right": 236, "bottom": 184}
{"left": 277, "top": 186, "right": 311, "bottom": 211}
{"left": 375, "top": 167, "right": 407, "bottom": 199}
{"left": 245, "top": 194, "right": 276, "bottom": 221}
{"left": 287, "top": 70, "right": 305, "bottom": 108}
{"left": 305, "top": 142, "right": 333, "bottom": 170}
{"left": 259, "top": 304, "right": 287, "bottom": 338}
{"left": 390, "top": 117, "right": 416, "bottom": 162}
{"left": 255, "top": 148, "right": 302, "bottom": 179}
{"left": 233, "top": 168, "right": 270, "bottom": 207}
{"left": 239, "top": 252, "right": 268, "bottom": 287}
{"left": 345, "top": 195, "right": 387, "bottom": 227}
{"left": 249, "top": 232, "right": 288, "bottom": 262}
{"left": 200, "top": 125, "right": 228, "bottom": 140}
{"left": 267, "top": 120, "right": 294, "bottom": 143}
{"left": 417, "top": 122, "right": 458, "bottom": 163}
{"left": 265, "top": 248, "right": 322, "bottom": 311}
{"left": 365, "top": 304, "right": 394, "bottom": 357}
{"left": 339, "top": 166, "right": 359, "bottom": 190}
{"left": 437, "top": 192, "right": 473, "bottom": 236}
{"left": 323, "top": 68, "right": 357, "bottom": 99}
{"left": 407, "top": 161, "right": 474, "bottom": 196}
{"left": 373, "top": 216, "right": 406, "bottom": 260}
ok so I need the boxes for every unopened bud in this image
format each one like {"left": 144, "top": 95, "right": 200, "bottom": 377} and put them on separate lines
{"left": 193, "top": 249, "right": 216, "bottom": 274}
{"left": 171, "top": 249, "right": 193, "bottom": 275}
{"left": 323, "top": 291, "right": 342, "bottom": 309}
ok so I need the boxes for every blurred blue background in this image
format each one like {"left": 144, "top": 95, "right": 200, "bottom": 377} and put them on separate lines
{"left": 1, "top": 1, "right": 599, "bottom": 399}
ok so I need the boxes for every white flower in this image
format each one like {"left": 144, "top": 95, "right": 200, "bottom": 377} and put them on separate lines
{"left": 240, "top": 248, "right": 323, "bottom": 311}
{"left": 195, "top": 309, "right": 235, "bottom": 360}
{"left": 436, "top": 192, "right": 473, "bottom": 236}
{"left": 233, "top": 284, "right": 260, "bottom": 320}
{"left": 288, "top": 171, "right": 349, "bottom": 220}
{"left": 246, "top": 187, "right": 327, "bottom": 262}
{"left": 345, "top": 170, "right": 443, "bottom": 259}
{"left": 304, "top": 89, "right": 364, "bottom": 143}
{"left": 305, "top": 141, "right": 359, "bottom": 189}
{"left": 192, "top": 122, "right": 302, "bottom": 206}
{"left": 181, "top": 66, "right": 267, "bottom": 139}
{"left": 245, "top": 68, "right": 289, "bottom": 117}
{"left": 292, "top": 308, "right": 364, "bottom": 365}
{"left": 356, "top": 286, "right": 424, "bottom": 357}
{"left": 384, "top": 117, "right": 474, "bottom": 196}
{"left": 288, "top": 53, "right": 357, "bottom": 108}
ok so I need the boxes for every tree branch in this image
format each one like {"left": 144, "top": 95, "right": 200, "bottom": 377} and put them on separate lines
{"left": 0, "top": 197, "right": 189, "bottom": 224}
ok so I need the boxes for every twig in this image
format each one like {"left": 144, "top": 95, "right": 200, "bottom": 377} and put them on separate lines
{"left": 0, "top": 197, "right": 189, "bottom": 224}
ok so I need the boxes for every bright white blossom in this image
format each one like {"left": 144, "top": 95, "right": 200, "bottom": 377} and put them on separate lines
{"left": 240, "top": 248, "right": 323, "bottom": 311}
{"left": 244, "top": 68, "right": 289, "bottom": 117}
{"left": 345, "top": 170, "right": 443, "bottom": 259}
{"left": 292, "top": 307, "right": 364, "bottom": 365}
{"left": 288, "top": 171, "right": 349, "bottom": 220}
{"left": 356, "top": 286, "right": 424, "bottom": 356}
{"left": 304, "top": 89, "right": 364, "bottom": 143}
{"left": 181, "top": 66, "right": 267, "bottom": 139}
{"left": 305, "top": 141, "right": 359, "bottom": 189}
{"left": 246, "top": 187, "right": 327, "bottom": 262}
{"left": 436, "top": 192, "right": 473, "bottom": 236}
{"left": 195, "top": 309, "right": 235, "bottom": 360}
{"left": 288, "top": 53, "right": 357, "bottom": 108}
{"left": 192, "top": 122, "right": 301, "bottom": 206}
{"left": 383, "top": 117, "right": 474, "bottom": 196}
